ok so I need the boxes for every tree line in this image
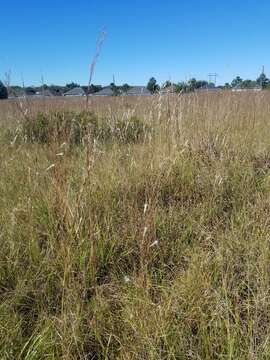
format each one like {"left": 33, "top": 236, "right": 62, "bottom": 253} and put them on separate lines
{"left": 0, "top": 70, "right": 269, "bottom": 99}
{"left": 146, "top": 70, "right": 270, "bottom": 94}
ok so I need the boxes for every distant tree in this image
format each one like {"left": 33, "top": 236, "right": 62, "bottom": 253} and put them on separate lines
{"left": 83, "top": 84, "right": 102, "bottom": 94}
{"left": 147, "top": 77, "right": 160, "bottom": 93}
{"left": 178, "top": 78, "right": 209, "bottom": 92}
{"left": 9, "top": 86, "right": 24, "bottom": 97}
{"left": 49, "top": 85, "right": 64, "bottom": 96}
{"left": 25, "top": 87, "right": 36, "bottom": 95}
{"left": 110, "top": 83, "right": 120, "bottom": 96}
{"left": 231, "top": 76, "right": 243, "bottom": 88}
{"left": 186, "top": 78, "right": 197, "bottom": 91}
{"left": 256, "top": 72, "right": 269, "bottom": 89}
{"left": 91, "top": 84, "right": 102, "bottom": 93}
{"left": 0, "top": 81, "right": 8, "bottom": 99}
{"left": 242, "top": 79, "right": 257, "bottom": 89}
{"left": 175, "top": 82, "right": 187, "bottom": 93}
{"left": 195, "top": 80, "right": 208, "bottom": 89}
{"left": 162, "top": 80, "right": 172, "bottom": 88}
{"left": 66, "top": 82, "right": 80, "bottom": 90}
{"left": 122, "top": 83, "right": 131, "bottom": 93}
{"left": 10, "top": 86, "right": 22, "bottom": 91}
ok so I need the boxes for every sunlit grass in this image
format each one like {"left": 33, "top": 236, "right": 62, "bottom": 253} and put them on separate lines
{"left": 1, "top": 92, "right": 270, "bottom": 359}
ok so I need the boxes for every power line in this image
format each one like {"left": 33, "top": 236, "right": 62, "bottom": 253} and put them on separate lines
{"left": 208, "top": 73, "right": 218, "bottom": 86}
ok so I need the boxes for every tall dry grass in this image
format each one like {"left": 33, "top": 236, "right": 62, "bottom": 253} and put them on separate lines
{"left": 1, "top": 92, "right": 270, "bottom": 359}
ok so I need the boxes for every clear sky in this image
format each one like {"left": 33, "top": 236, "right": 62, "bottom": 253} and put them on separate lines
{"left": 0, "top": 0, "right": 269, "bottom": 86}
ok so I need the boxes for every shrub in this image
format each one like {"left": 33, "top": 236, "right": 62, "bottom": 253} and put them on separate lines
{"left": 20, "top": 111, "right": 147, "bottom": 145}
{"left": 115, "top": 116, "right": 147, "bottom": 143}
{"left": 22, "top": 111, "right": 100, "bottom": 144}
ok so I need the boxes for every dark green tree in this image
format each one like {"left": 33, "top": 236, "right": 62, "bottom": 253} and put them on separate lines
{"left": 187, "top": 78, "right": 197, "bottom": 91}
{"left": 224, "top": 83, "right": 231, "bottom": 89}
{"left": 195, "top": 80, "right": 208, "bottom": 89}
{"left": 65, "top": 82, "right": 80, "bottom": 90}
{"left": 147, "top": 77, "right": 160, "bottom": 93}
{"left": 257, "top": 72, "right": 269, "bottom": 89}
{"left": 110, "top": 83, "right": 120, "bottom": 96}
{"left": 0, "top": 81, "right": 8, "bottom": 99}
{"left": 122, "top": 83, "right": 131, "bottom": 93}
{"left": 242, "top": 79, "right": 257, "bottom": 89}
{"left": 90, "top": 84, "right": 102, "bottom": 93}
{"left": 83, "top": 84, "right": 102, "bottom": 94}
{"left": 175, "top": 82, "right": 187, "bottom": 93}
{"left": 231, "top": 76, "right": 243, "bottom": 88}
{"left": 48, "top": 85, "right": 64, "bottom": 96}
{"left": 25, "top": 87, "right": 36, "bottom": 95}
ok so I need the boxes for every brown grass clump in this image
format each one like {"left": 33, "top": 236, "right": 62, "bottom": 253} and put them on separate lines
{"left": 1, "top": 92, "right": 270, "bottom": 359}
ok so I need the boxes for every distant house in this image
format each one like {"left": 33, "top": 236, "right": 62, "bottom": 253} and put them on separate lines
{"left": 196, "top": 84, "right": 221, "bottom": 93}
{"left": 63, "top": 87, "right": 86, "bottom": 97}
{"left": 159, "top": 84, "right": 177, "bottom": 95}
{"left": 35, "top": 89, "right": 54, "bottom": 97}
{"left": 42, "top": 89, "right": 53, "bottom": 97}
{"left": 92, "top": 86, "right": 115, "bottom": 96}
{"left": 125, "top": 86, "right": 151, "bottom": 96}
{"left": 232, "top": 84, "right": 262, "bottom": 92}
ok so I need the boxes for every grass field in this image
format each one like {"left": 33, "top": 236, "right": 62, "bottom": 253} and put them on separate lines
{"left": 1, "top": 92, "right": 270, "bottom": 359}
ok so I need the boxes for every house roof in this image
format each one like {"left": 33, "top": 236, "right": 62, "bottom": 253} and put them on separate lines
{"left": 35, "top": 89, "right": 54, "bottom": 97}
{"left": 64, "top": 87, "right": 86, "bottom": 96}
{"left": 125, "top": 86, "right": 151, "bottom": 96}
{"left": 160, "top": 84, "right": 177, "bottom": 94}
{"left": 93, "top": 86, "right": 115, "bottom": 96}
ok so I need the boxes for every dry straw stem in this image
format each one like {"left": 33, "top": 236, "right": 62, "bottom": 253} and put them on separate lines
{"left": 86, "top": 29, "right": 107, "bottom": 108}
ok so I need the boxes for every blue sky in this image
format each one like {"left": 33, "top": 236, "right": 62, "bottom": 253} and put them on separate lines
{"left": 0, "top": 0, "right": 269, "bottom": 86}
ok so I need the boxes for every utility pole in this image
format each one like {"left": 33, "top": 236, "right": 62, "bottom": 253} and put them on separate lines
{"left": 208, "top": 73, "right": 218, "bottom": 86}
